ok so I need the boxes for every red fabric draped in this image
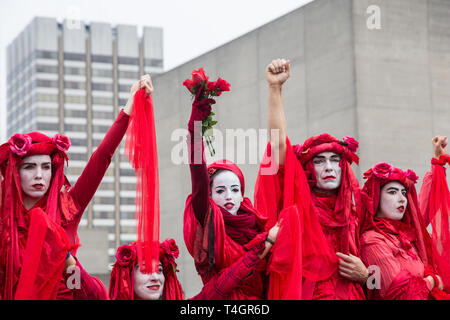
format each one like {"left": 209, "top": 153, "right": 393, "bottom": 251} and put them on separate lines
{"left": 125, "top": 89, "right": 160, "bottom": 274}
{"left": 254, "top": 138, "right": 338, "bottom": 299}
{"left": 15, "top": 208, "right": 69, "bottom": 299}
{"left": 419, "top": 156, "right": 450, "bottom": 289}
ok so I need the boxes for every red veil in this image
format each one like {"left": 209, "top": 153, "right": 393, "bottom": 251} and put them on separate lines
{"left": 125, "top": 88, "right": 160, "bottom": 274}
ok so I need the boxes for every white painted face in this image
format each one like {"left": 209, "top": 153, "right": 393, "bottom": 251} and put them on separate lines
{"left": 134, "top": 262, "right": 165, "bottom": 300}
{"left": 312, "top": 152, "right": 342, "bottom": 191}
{"left": 211, "top": 170, "right": 243, "bottom": 215}
{"left": 19, "top": 154, "right": 52, "bottom": 209}
{"left": 377, "top": 181, "right": 408, "bottom": 221}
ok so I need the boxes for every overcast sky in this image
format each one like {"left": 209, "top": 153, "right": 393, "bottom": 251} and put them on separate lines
{"left": 0, "top": 0, "right": 314, "bottom": 142}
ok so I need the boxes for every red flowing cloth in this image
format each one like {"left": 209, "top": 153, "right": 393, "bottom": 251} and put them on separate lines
{"left": 419, "top": 155, "right": 450, "bottom": 290}
{"left": 125, "top": 89, "right": 160, "bottom": 274}
{"left": 254, "top": 138, "right": 338, "bottom": 299}
{"left": 14, "top": 207, "right": 70, "bottom": 299}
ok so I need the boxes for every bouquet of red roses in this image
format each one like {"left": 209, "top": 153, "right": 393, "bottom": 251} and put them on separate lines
{"left": 183, "top": 67, "right": 230, "bottom": 156}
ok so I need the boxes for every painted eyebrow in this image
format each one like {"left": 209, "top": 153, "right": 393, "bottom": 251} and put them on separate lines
{"left": 386, "top": 187, "right": 406, "bottom": 192}
{"left": 22, "top": 162, "right": 51, "bottom": 165}
{"left": 215, "top": 185, "right": 240, "bottom": 189}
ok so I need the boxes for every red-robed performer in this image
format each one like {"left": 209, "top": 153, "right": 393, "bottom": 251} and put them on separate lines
{"left": 359, "top": 160, "right": 450, "bottom": 299}
{"left": 183, "top": 84, "right": 277, "bottom": 299}
{"left": 0, "top": 76, "right": 151, "bottom": 300}
{"left": 255, "top": 58, "right": 367, "bottom": 299}
{"left": 109, "top": 228, "right": 279, "bottom": 300}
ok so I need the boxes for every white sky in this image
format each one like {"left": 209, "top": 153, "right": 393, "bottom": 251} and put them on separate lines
{"left": 0, "top": 0, "right": 314, "bottom": 142}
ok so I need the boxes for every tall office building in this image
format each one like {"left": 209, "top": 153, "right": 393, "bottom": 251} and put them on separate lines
{"left": 6, "top": 17, "right": 164, "bottom": 267}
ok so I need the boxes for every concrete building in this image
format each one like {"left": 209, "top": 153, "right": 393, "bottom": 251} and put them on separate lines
{"left": 151, "top": 0, "right": 450, "bottom": 298}
{"left": 6, "top": 17, "right": 163, "bottom": 284}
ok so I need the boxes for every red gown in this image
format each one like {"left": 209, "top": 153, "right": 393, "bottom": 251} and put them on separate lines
{"left": 360, "top": 219, "right": 433, "bottom": 299}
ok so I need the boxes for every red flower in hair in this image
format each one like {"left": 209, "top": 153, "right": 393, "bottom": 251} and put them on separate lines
{"left": 208, "top": 167, "right": 217, "bottom": 176}
{"left": 160, "top": 239, "right": 179, "bottom": 269}
{"left": 372, "top": 162, "right": 394, "bottom": 179}
{"left": 116, "top": 244, "right": 137, "bottom": 267}
{"left": 342, "top": 136, "right": 359, "bottom": 153}
{"left": 9, "top": 134, "right": 32, "bottom": 156}
{"left": 52, "top": 134, "right": 71, "bottom": 152}
{"left": 404, "top": 169, "right": 419, "bottom": 184}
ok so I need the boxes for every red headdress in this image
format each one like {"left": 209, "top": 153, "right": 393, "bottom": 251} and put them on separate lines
{"left": 293, "top": 133, "right": 362, "bottom": 254}
{"left": 361, "top": 163, "right": 450, "bottom": 292}
{"left": 0, "top": 132, "right": 72, "bottom": 299}
{"left": 109, "top": 239, "right": 184, "bottom": 300}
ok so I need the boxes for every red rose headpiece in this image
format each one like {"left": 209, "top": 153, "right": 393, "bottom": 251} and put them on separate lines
{"left": 293, "top": 133, "right": 359, "bottom": 166}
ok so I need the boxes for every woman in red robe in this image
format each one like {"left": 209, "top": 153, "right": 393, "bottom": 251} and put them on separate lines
{"left": 183, "top": 86, "right": 274, "bottom": 300}
{"left": 0, "top": 75, "right": 153, "bottom": 300}
{"left": 109, "top": 233, "right": 278, "bottom": 300}
{"left": 359, "top": 161, "right": 449, "bottom": 299}
{"left": 256, "top": 58, "right": 367, "bottom": 299}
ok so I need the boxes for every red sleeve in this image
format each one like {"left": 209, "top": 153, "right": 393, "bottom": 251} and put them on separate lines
{"left": 190, "top": 240, "right": 265, "bottom": 300}
{"left": 187, "top": 128, "right": 210, "bottom": 226}
{"left": 62, "top": 259, "right": 109, "bottom": 300}
{"left": 68, "top": 110, "right": 130, "bottom": 219}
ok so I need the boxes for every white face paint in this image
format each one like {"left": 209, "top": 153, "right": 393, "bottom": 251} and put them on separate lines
{"left": 19, "top": 154, "right": 52, "bottom": 209}
{"left": 312, "top": 152, "right": 342, "bottom": 191}
{"left": 377, "top": 181, "right": 407, "bottom": 221}
{"left": 134, "top": 262, "right": 165, "bottom": 300}
{"left": 211, "top": 170, "right": 243, "bottom": 215}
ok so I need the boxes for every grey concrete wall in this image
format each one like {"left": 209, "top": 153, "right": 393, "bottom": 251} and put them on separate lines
{"left": 353, "top": 0, "right": 450, "bottom": 187}
{"left": 152, "top": 0, "right": 450, "bottom": 298}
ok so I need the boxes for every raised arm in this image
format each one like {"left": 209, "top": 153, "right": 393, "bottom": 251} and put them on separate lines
{"left": 187, "top": 89, "right": 216, "bottom": 226}
{"left": 266, "top": 58, "right": 290, "bottom": 165}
